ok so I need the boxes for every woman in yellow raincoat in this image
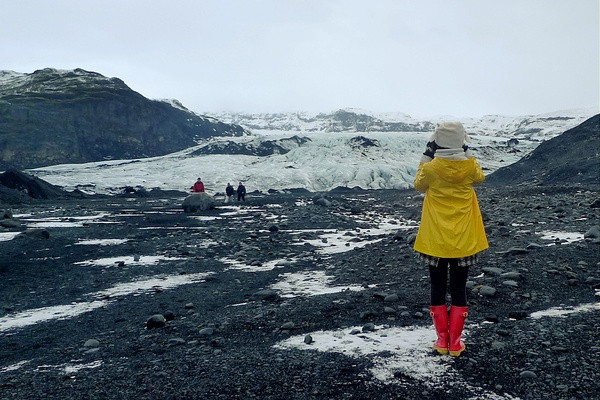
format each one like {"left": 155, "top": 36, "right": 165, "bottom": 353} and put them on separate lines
{"left": 413, "top": 121, "right": 488, "bottom": 357}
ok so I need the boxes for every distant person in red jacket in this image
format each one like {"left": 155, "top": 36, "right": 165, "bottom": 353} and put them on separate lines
{"left": 191, "top": 178, "right": 205, "bottom": 193}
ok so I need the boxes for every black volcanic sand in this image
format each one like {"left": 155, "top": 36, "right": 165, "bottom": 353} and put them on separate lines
{"left": 0, "top": 185, "right": 598, "bottom": 400}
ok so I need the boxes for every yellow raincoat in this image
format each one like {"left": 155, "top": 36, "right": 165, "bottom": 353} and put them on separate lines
{"left": 413, "top": 157, "right": 488, "bottom": 258}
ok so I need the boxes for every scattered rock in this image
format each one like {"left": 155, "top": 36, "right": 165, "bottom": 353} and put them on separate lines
{"left": 280, "top": 322, "right": 295, "bottom": 330}
{"left": 519, "top": 370, "right": 538, "bottom": 379}
{"left": 168, "top": 338, "right": 186, "bottom": 347}
{"left": 182, "top": 193, "right": 216, "bottom": 212}
{"left": 83, "top": 339, "right": 100, "bottom": 348}
{"left": 499, "top": 247, "right": 529, "bottom": 256}
{"left": 383, "top": 294, "right": 399, "bottom": 303}
{"left": 583, "top": 226, "right": 600, "bottom": 240}
{"left": 199, "top": 328, "right": 215, "bottom": 337}
{"left": 18, "top": 229, "right": 50, "bottom": 240}
{"left": 251, "top": 289, "right": 280, "bottom": 302}
{"left": 362, "top": 323, "right": 376, "bottom": 332}
{"left": 163, "top": 311, "right": 175, "bottom": 321}
{"left": 482, "top": 267, "right": 503, "bottom": 276}
{"left": 479, "top": 286, "right": 497, "bottom": 297}
{"left": 146, "top": 314, "right": 167, "bottom": 329}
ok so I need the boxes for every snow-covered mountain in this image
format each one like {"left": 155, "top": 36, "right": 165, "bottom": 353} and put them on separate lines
{"left": 208, "top": 108, "right": 596, "bottom": 141}
{"left": 29, "top": 108, "right": 597, "bottom": 195}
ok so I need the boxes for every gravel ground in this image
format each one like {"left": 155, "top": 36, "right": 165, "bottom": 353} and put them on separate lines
{"left": 0, "top": 184, "right": 598, "bottom": 399}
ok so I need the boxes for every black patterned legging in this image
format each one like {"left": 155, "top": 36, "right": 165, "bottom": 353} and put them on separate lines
{"left": 429, "top": 258, "right": 469, "bottom": 307}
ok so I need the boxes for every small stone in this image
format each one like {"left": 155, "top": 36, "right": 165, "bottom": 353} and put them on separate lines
{"left": 184, "top": 303, "right": 195, "bottom": 309}
{"left": 280, "top": 322, "right": 295, "bottom": 330}
{"left": 168, "top": 338, "right": 186, "bottom": 347}
{"left": 479, "top": 286, "right": 497, "bottom": 297}
{"left": 482, "top": 267, "right": 503, "bottom": 276}
{"left": 491, "top": 341, "right": 506, "bottom": 350}
{"left": 500, "top": 271, "right": 522, "bottom": 280}
{"left": 20, "top": 229, "right": 50, "bottom": 240}
{"left": 384, "top": 294, "right": 399, "bottom": 303}
{"left": 502, "top": 280, "right": 519, "bottom": 288}
{"left": 84, "top": 339, "right": 100, "bottom": 348}
{"left": 362, "top": 323, "right": 376, "bottom": 332}
{"left": 163, "top": 311, "right": 175, "bottom": 321}
{"left": 384, "top": 307, "right": 396, "bottom": 314}
{"left": 146, "top": 314, "right": 167, "bottom": 329}
{"left": 484, "top": 314, "right": 499, "bottom": 323}
{"left": 583, "top": 226, "right": 600, "bottom": 239}
{"left": 304, "top": 335, "right": 313, "bottom": 344}
{"left": 500, "top": 247, "right": 529, "bottom": 256}
{"left": 199, "top": 328, "right": 215, "bottom": 336}
{"left": 372, "top": 292, "right": 387, "bottom": 300}
{"left": 519, "top": 370, "right": 537, "bottom": 379}
{"left": 251, "top": 289, "right": 280, "bottom": 302}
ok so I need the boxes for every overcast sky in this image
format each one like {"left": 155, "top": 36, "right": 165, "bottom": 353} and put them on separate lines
{"left": 1, "top": 0, "right": 598, "bottom": 118}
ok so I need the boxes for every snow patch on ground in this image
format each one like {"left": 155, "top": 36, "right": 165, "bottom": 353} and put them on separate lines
{"left": 221, "top": 257, "right": 296, "bottom": 273}
{"left": 529, "top": 303, "right": 599, "bottom": 319}
{"left": 270, "top": 270, "right": 364, "bottom": 298}
{"left": 0, "top": 273, "right": 212, "bottom": 334}
{"left": 275, "top": 325, "right": 518, "bottom": 399}
{"left": 74, "top": 255, "right": 185, "bottom": 267}
{"left": 75, "top": 239, "right": 130, "bottom": 246}
{"left": 0, "top": 232, "right": 21, "bottom": 242}
{"left": 538, "top": 230, "right": 584, "bottom": 245}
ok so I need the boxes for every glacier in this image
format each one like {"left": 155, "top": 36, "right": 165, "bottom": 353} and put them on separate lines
{"left": 29, "top": 108, "right": 597, "bottom": 195}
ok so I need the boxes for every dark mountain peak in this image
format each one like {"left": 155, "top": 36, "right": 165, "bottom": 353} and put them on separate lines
{"left": 1, "top": 68, "right": 131, "bottom": 99}
{"left": 0, "top": 68, "right": 246, "bottom": 169}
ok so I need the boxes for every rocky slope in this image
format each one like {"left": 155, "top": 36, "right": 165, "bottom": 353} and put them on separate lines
{"left": 0, "top": 68, "right": 246, "bottom": 170}
{"left": 487, "top": 114, "right": 600, "bottom": 186}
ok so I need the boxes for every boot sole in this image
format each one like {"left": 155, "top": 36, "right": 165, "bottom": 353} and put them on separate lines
{"left": 449, "top": 346, "right": 466, "bottom": 357}
{"left": 433, "top": 345, "right": 449, "bottom": 355}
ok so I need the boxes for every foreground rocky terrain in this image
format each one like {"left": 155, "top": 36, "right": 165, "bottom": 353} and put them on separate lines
{"left": 0, "top": 182, "right": 598, "bottom": 399}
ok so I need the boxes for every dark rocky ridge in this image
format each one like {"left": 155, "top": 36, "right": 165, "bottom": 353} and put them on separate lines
{"left": 191, "top": 135, "right": 311, "bottom": 157}
{"left": 487, "top": 114, "right": 599, "bottom": 185}
{"left": 0, "top": 68, "right": 246, "bottom": 169}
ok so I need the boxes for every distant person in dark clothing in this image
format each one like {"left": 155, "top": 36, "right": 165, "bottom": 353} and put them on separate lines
{"left": 191, "top": 178, "right": 205, "bottom": 193}
{"left": 237, "top": 182, "right": 246, "bottom": 201}
{"left": 225, "top": 182, "right": 234, "bottom": 203}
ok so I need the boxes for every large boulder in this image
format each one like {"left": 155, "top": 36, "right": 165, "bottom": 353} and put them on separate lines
{"left": 182, "top": 193, "right": 215, "bottom": 213}
{"left": 0, "top": 169, "right": 72, "bottom": 203}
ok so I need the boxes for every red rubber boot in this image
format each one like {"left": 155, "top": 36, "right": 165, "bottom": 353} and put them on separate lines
{"left": 449, "top": 306, "right": 468, "bottom": 357}
{"left": 429, "top": 305, "right": 449, "bottom": 355}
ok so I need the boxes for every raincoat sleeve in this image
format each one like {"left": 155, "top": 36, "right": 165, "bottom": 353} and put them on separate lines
{"left": 471, "top": 159, "right": 485, "bottom": 184}
{"left": 413, "top": 163, "right": 429, "bottom": 192}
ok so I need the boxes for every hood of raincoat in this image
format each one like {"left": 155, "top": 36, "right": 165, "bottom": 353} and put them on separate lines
{"left": 429, "top": 158, "right": 476, "bottom": 184}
